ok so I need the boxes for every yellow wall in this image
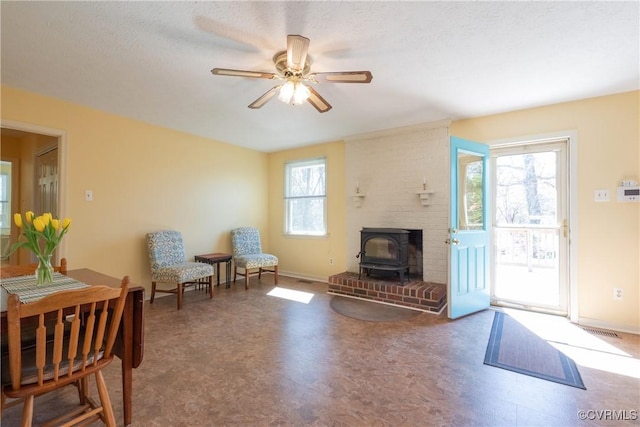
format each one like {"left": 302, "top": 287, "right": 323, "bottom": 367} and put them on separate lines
{"left": 451, "top": 91, "right": 639, "bottom": 332}
{"left": 1, "top": 85, "right": 269, "bottom": 293}
{"left": 3, "top": 84, "right": 638, "bottom": 332}
{"left": 267, "top": 141, "right": 347, "bottom": 280}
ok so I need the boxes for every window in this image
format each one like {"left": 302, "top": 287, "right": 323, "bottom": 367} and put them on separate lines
{"left": 458, "top": 152, "right": 484, "bottom": 230}
{"left": 284, "top": 158, "right": 326, "bottom": 236}
{"left": 0, "top": 162, "right": 11, "bottom": 229}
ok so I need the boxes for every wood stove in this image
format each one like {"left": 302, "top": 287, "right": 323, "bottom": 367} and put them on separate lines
{"left": 358, "top": 228, "right": 410, "bottom": 284}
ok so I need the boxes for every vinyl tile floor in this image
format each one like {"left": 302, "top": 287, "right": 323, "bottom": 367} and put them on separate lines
{"left": 2, "top": 275, "right": 639, "bottom": 426}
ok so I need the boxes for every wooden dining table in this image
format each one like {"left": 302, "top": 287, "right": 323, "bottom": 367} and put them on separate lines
{"left": 1, "top": 267, "right": 145, "bottom": 427}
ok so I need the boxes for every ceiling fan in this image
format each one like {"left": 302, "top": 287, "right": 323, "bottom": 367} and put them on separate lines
{"left": 211, "top": 35, "right": 373, "bottom": 113}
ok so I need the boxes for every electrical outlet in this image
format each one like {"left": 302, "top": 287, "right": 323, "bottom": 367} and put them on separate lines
{"left": 594, "top": 189, "right": 610, "bottom": 202}
{"left": 613, "top": 287, "right": 623, "bottom": 301}
{"left": 329, "top": 258, "right": 334, "bottom": 264}
{"left": 84, "top": 190, "right": 93, "bottom": 201}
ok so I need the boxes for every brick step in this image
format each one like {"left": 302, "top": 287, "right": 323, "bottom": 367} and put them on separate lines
{"left": 328, "top": 272, "right": 446, "bottom": 313}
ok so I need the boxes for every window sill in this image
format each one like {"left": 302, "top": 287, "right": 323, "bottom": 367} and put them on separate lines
{"left": 283, "top": 233, "right": 329, "bottom": 239}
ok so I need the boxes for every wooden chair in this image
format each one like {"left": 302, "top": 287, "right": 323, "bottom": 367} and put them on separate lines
{"left": 230, "top": 227, "right": 278, "bottom": 289}
{"left": 1, "top": 257, "right": 68, "bottom": 279}
{"left": 1, "top": 277, "right": 129, "bottom": 426}
{"left": 0, "top": 258, "right": 69, "bottom": 359}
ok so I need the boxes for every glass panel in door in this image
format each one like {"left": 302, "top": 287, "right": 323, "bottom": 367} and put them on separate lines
{"left": 492, "top": 141, "right": 567, "bottom": 313}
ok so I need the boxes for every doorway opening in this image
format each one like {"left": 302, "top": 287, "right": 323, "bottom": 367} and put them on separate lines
{"left": 491, "top": 139, "right": 570, "bottom": 315}
{"left": 0, "top": 125, "right": 64, "bottom": 266}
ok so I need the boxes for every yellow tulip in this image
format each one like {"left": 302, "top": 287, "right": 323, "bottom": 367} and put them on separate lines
{"left": 42, "top": 213, "right": 52, "bottom": 225}
{"left": 62, "top": 218, "right": 72, "bottom": 229}
{"left": 14, "top": 213, "right": 23, "bottom": 228}
{"left": 33, "top": 218, "right": 45, "bottom": 232}
{"left": 25, "top": 211, "right": 34, "bottom": 223}
{"left": 51, "top": 219, "right": 60, "bottom": 230}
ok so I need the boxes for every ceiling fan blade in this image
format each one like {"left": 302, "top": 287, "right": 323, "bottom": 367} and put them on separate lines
{"left": 211, "top": 68, "right": 277, "bottom": 79}
{"left": 306, "top": 87, "right": 332, "bottom": 113}
{"left": 287, "top": 35, "right": 310, "bottom": 72}
{"left": 248, "top": 86, "right": 281, "bottom": 109}
{"left": 310, "top": 71, "right": 373, "bottom": 84}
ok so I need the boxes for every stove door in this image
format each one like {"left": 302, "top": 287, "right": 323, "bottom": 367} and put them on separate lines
{"left": 363, "top": 237, "right": 397, "bottom": 263}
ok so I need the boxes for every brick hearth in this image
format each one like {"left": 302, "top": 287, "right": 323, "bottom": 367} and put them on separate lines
{"left": 327, "top": 272, "right": 447, "bottom": 313}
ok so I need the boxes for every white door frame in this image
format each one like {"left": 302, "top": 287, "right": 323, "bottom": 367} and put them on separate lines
{"left": 489, "top": 131, "right": 578, "bottom": 323}
{"left": 1, "top": 120, "right": 67, "bottom": 260}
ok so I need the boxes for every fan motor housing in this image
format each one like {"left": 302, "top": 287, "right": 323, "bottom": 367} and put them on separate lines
{"left": 273, "top": 51, "right": 312, "bottom": 77}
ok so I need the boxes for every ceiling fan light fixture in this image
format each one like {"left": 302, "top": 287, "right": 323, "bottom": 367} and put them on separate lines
{"left": 211, "top": 35, "right": 372, "bottom": 112}
{"left": 292, "top": 82, "right": 310, "bottom": 105}
{"left": 278, "top": 81, "right": 310, "bottom": 105}
{"left": 278, "top": 81, "right": 295, "bottom": 103}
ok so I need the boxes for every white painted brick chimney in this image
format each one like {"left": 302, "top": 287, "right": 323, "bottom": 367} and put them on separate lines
{"left": 345, "top": 120, "right": 451, "bottom": 283}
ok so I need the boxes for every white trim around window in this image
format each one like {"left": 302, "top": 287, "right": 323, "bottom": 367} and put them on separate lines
{"left": 284, "top": 157, "right": 327, "bottom": 236}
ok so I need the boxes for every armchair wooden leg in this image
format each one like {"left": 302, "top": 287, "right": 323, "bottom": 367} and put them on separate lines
{"left": 258, "top": 268, "right": 262, "bottom": 280}
{"left": 177, "top": 283, "right": 183, "bottom": 310}
{"left": 274, "top": 265, "right": 279, "bottom": 285}
{"left": 209, "top": 275, "right": 214, "bottom": 299}
{"left": 245, "top": 268, "right": 249, "bottom": 290}
{"left": 150, "top": 281, "right": 156, "bottom": 303}
{"left": 233, "top": 267, "right": 237, "bottom": 284}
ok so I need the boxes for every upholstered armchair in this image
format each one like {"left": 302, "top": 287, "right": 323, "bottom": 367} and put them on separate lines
{"left": 146, "top": 230, "right": 214, "bottom": 310}
{"left": 230, "top": 227, "right": 278, "bottom": 289}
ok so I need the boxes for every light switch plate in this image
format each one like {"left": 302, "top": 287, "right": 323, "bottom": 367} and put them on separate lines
{"left": 594, "top": 189, "right": 609, "bottom": 202}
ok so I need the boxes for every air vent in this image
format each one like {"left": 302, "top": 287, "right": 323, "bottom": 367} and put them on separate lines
{"left": 297, "top": 279, "right": 314, "bottom": 284}
{"left": 582, "top": 327, "right": 619, "bottom": 338}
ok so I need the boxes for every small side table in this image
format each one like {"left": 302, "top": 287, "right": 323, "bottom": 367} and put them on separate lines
{"left": 195, "top": 253, "right": 232, "bottom": 289}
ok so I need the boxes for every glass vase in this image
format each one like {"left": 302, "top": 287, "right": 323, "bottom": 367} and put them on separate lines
{"left": 35, "top": 254, "right": 54, "bottom": 285}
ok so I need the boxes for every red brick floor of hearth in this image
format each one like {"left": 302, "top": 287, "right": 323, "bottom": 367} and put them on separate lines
{"left": 327, "top": 272, "right": 447, "bottom": 313}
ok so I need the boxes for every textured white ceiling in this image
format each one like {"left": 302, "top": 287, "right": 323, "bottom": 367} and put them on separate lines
{"left": 1, "top": 1, "right": 638, "bottom": 152}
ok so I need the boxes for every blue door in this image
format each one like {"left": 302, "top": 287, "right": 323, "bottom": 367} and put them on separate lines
{"left": 448, "top": 136, "right": 490, "bottom": 319}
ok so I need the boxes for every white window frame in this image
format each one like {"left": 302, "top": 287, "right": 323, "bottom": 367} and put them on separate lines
{"left": 284, "top": 157, "right": 327, "bottom": 236}
{"left": 0, "top": 163, "right": 11, "bottom": 230}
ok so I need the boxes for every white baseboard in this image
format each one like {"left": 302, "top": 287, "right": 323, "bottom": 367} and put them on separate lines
{"left": 578, "top": 317, "right": 640, "bottom": 335}
{"left": 277, "top": 270, "right": 328, "bottom": 284}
